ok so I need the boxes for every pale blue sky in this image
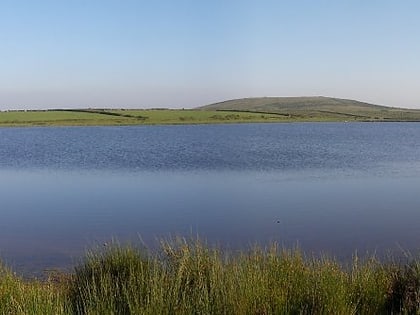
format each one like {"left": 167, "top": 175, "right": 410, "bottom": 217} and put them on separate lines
{"left": 1, "top": 1, "right": 419, "bottom": 109}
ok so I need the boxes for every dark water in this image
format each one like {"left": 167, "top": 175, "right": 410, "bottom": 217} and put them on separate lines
{"left": 0, "top": 123, "right": 419, "bottom": 275}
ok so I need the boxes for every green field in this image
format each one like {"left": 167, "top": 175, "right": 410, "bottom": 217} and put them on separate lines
{"left": 0, "top": 109, "right": 286, "bottom": 127}
{"left": 0, "top": 240, "right": 419, "bottom": 314}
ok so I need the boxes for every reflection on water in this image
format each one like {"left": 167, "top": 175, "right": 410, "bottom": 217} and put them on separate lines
{"left": 0, "top": 123, "right": 420, "bottom": 274}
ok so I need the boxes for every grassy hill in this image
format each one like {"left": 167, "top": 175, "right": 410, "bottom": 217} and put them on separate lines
{"left": 198, "top": 96, "right": 420, "bottom": 121}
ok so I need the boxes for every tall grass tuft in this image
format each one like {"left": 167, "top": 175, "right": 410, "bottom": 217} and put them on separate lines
{"left": 68, "top": 243, "right": 156, "bottom": 314}
{"left": 0, "top": 262, "right": 67, "bottom": 315}
{"left": 386, "top": 259, "right": 420, "bottom": 313}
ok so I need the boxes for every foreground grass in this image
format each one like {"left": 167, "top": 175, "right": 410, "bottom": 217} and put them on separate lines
{"left": 0, "top": 265, "right": 66, "bottom": 314}
{"left": 1, "top": 240, "right": 419, "bottom": 314}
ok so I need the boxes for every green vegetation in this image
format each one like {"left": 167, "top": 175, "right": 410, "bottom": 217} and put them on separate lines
{"left": 0, "top": 264, "right": 66, "bottom": 314}
{"left": 2, "top": 96, "right": 420, "bottom": 127}
{"left": 1, "top": 240, "right": 419, "bottom": 314}
{"left": 0, "top": 109, "right": 285, "bottom": 127}
{"left": 199, "top": 96, "right": 420, "bottom": 122}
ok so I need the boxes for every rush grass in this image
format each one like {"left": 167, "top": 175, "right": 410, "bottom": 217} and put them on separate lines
{"left": 1, "top": 240, "right": 419, "bottom": 314}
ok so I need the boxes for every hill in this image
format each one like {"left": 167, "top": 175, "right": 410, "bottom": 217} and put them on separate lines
{"left": 198, "top": 96, "right": 420, "bottom": 121}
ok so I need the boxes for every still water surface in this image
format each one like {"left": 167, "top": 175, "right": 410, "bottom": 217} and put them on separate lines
{"left": 0, "top": 123, "right": 419, "bottom": 274}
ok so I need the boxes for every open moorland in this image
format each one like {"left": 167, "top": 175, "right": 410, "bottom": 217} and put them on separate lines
{"left": 1, "top": 97, "right": 420, "bottom": 127}
{"left": 0, "top": 109, "right": 285, "bottom": 127}
{"left": 0, "top": 240, "right": 419, "bottom": 314}
{"left": 199, "top": 96, "right": 420, "bottom": 122}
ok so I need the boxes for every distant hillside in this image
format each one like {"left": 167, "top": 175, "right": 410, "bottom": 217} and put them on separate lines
{"left": 198, "top": 96, "right": 420, "bottom": 121}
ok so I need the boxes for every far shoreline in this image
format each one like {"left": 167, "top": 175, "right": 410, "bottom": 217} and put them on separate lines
{"left": 1, "top": 108, "right": 420, "bottom": 128}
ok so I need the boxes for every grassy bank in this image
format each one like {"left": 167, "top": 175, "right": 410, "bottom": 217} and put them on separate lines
{"left": 0, "top": 109, "right": 287, "bottom": 127}
{"left": 1, "top": 240, "right": 419, "bottom": 314}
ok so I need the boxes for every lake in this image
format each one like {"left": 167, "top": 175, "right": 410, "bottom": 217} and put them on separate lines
{"left": 1, "top": 122, "right": 420, "bottom": 275}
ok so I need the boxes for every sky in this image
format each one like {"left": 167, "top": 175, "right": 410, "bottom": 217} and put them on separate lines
{"left": 1, "top": 0, "right": 419, "bottom": 110}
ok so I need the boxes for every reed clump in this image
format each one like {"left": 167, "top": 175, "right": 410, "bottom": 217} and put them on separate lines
{"left": 0, "top": 263, "right": 67, "bottom": 315}
{"left": 1, "top": 239, "right": 419, "bottom": 314}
